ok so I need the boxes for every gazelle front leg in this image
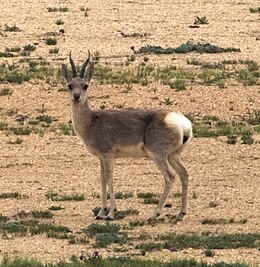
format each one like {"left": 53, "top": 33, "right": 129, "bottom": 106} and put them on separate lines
{"left": 102, "top": 155, "right": 116, "bottom": 220}
{"left": 96, "top": 158, "right": 109, "bottom": 219}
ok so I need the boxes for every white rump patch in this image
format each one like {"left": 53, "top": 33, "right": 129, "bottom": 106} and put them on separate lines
{"left": 164, "top": 112, "right": 192, "bottom": 134}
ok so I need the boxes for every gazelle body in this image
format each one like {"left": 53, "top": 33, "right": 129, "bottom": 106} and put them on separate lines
{"left": 62, "top": 52, "right": 193, "bottom": 221}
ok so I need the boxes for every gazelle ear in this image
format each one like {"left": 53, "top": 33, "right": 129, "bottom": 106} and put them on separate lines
{"left": 85, "top": 58, "right": 94, "bottom": 83}
{"left": 62, "top": 64, "right": 72, "bottom": 82}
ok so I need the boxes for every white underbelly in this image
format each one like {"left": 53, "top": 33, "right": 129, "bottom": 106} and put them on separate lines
{"left": 115, "top": 143, "right": 148, "bottom": 158}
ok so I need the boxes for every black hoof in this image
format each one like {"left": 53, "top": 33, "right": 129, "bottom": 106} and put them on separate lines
{"left": 105, "top": 216, "right": 114, "bottom": 221}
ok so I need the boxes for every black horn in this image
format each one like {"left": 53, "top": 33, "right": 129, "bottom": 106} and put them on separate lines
{"left": 69, "top": 51, "right": 77, "bottom": 78}
{"left": 80, "top": 50, "right": 91, "bottom": 78}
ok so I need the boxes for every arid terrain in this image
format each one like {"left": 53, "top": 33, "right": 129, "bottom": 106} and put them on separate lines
{"left": 0, "top": 0, "right": 259, "bottom": 266}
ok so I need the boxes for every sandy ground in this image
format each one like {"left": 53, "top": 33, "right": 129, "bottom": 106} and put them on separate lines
{"left": 0, "top": 0, "right": 260, "bottom": 265}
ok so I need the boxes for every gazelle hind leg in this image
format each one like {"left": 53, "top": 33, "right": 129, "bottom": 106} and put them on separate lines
{"left": 168, "top": 152, "right": 189, "bottom": 220}
{"left": 148, "top": 155, "right": 175, "bottom": 220}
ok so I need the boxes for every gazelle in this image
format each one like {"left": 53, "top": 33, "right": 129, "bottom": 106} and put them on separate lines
{"left": 62, "top": 52, "right": 193, "bottom": 221}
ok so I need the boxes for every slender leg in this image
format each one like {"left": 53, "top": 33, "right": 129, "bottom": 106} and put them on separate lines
{"left": 168, "top": 153, "right": 189, "bottom": 219}
{"left": 102, "top": 156, "right": 116, "bottom": 220}
{"left": 96, "top": 158, "right": 109, "bottom": 219}
{"left": 148, "top": 155, "right": 175, "bottom": 220}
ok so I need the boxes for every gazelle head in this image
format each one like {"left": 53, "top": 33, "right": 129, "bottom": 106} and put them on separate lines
{"left": 62, "top": 51, "right": 94, "bottom": 103}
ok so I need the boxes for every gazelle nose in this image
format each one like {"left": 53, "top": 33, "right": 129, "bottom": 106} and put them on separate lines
{"left": 74, "top": 94, "right": 80, "bottom": 100}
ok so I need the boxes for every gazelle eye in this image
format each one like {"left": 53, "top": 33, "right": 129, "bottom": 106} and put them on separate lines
{"left": 83, "top": 84, "right": 88, "bottom": 90}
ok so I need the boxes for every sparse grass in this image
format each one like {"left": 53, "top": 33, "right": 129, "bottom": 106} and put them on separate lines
{"left": 48, "top": 205, "right": 64, "bottom": 211}
{"left": 0, "top": 122, "right": 8, "bottom": 131}
{"left": 32, "top": 210, "right": 54, "bottom": 219}
{"left": 23, "top": 44, "right": 36, "bottom": 52}
{"left": 144, "top": 198, "right": 159, "bottom": 205}
{"left": 194, "top": 16, "right": 208, "bottom": 25}
{"left": 49, "top": 47, "right": 59, "bottom": 54}
{"left": 0, "top": 87, "right": 13, "bottom": 96}
{"left": 55, "top": 19, "right": 64, "bottom": 25}
{"left": 115, "top": 209, "right": 139, "bottom": 219}
{"left": 129, "top": 219, "right": 145, "bottom": 227}
{"left": 0, "top": 192, "right": 22, "bottom": 199}
{"left": 160, "top": 97, "right": 174, "bottom": 106}
{"left": 154, "top": 232, "right": 260, "bottom": 250}
{"left": 241, "top": 134, "right": 254, "bottom": 145}
{"left": 226, "top": 134, "right": 237, "bottom": 144}
{"left": 60, "top": 123, "right": 75, "bottom": 135}
{"left": 7, "top": 138, "right": 23, "bottom": 145}
{"left": 115, "top": 191, "right": 134, "bottom": 199}
{"left": 0, "top": 257, "right": 251, "bottom": 267}
{"left": 0, "top": 214, "right": 9, "bottom": 223}
{"left": 205, "top": 249, "right": 215, "bottom": 257}
{"left": 249, "top": 7, "right": 260, "bottom": 13}
{"left": 46, "top": 38, "right": 57, "bottom": 45}
{"left": 192, "top": 191, "right": 198, "bottom": 199}
{"left": 137, "top": 40, "right": 240, "bottom": 54}
{"left": 4, "top": 24, "right": 21, "bottom": 32}
{"left": 201, "top": 218, "right": 248, "bottom": 225}
{"left": 9, "top": 126, "right": 32, "bottom": 135}
{"left": 45, "top": 191, "right": 85, "bottom": 201}
{"left": 137, "top": 192, "right": 157, "bottom": 199}
{"left": 80, "top": 7, "right": 90, "bottom": 17}
{"left": 209, "top": 201, "right": 218, "bottom": 208}
{"left": 36, "top": 114, "right": 56, "bottom": 124}
{"left": 5, "top": 47, "right": 21, "bottom": 53}
{"left": 84, "top": 222, "right": 128, "bottom": 247}
{"left": 0, "top": 51, "right": 14, "bottom": 58}
{"left": 169, "top": 79, "right": 186, "bottom": 90}
{"left": 47, "top": 7, "right": 69, "bottom": 12}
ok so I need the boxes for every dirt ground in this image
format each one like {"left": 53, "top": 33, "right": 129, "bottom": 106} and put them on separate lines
{"left": 0, "top": 0, "right": 259, "bottom": 265}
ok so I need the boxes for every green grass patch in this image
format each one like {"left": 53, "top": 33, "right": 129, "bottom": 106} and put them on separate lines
{"left": 115, "top": 191, "right": 134, "bottom": 199}
{"left": 4, "top": 24, "right": 21, "bottom": 32}
{"left": 84, "top": 222, "right": 128, "bottom": 247}
{"left": 60, "top": 123, "right": 75, "bottom": 135}
{"left": 0, "top": 192, "right": 22, "bottom": 199}
{"left": 47, "top": 7, "right": 69, "bottom": 12}
{"left": 137, "top": 192, "right": 157, "bottom": 198}
{"left": 46, "top": 38, "right": 57, "bottom": 46}
{"left": 154, "top": 232, "right": 260, "bottom": 250}
{"left": 55, "top": 19, "right": 64, "bottom": 25}
{"left": 115, "top": 209, "right": 139, "bottom": 219}
{"left": 23, "top": 44, "right": 36, "bottom": 52}
{"left": 143, "top": 198, "right": 159, "bottom": 205}
{"left": 32, "top": 210, "right": 54, "bottom": 219}
{"left": 48, "top": 205, "right": 64, "bottom": 211}
{"left": 36, "top": 114, "right": 56, "bottom": 124}
{"left": 0, "top": 217, "right": 71, "bottom": 237}
{"left": 0, "top": 214, "right": 9, "bottom": 223}
{"left": 249, "top": 7, "right": 260, "bottom": 13}
{"left": 0, "top": 257, "right": 250, "bottom": 267}
{"left": 49, "top": 47, "right": 59, "bottom": 54}
{"left": 45, "top": 191, "right": 85, "bottom": 201}
{"left": 137, "top": 40, "right": 240, "bottom": 54}
{"left": 194, "top": 16, "right": 208, "bottom": 25}
{"left": 201, "top": 218, "right": 247, "bottom": 225}
{"left": 5, "top": 47, "right": 21, "bottom": 53}
{"left": 9, "top": 126, "right": 32, "bottom": 135}
{"left": 0, "top": 87, "right": 13, "bottom": 96}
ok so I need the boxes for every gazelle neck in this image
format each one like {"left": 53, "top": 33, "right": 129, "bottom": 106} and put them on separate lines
{"left": 71, "top": 100, "right": 92, "bottom": 140}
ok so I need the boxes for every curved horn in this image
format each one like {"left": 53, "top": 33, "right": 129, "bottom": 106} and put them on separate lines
{"left": 80, "top": 50, "right": 90, "bottom": 78}
{"left": 69, "top": 51, "right": 77, "bottom": 77}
